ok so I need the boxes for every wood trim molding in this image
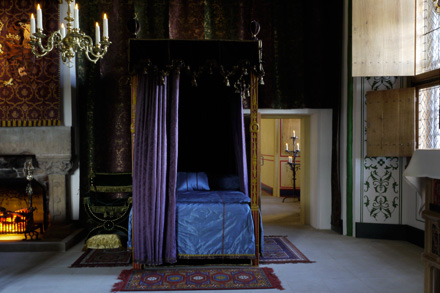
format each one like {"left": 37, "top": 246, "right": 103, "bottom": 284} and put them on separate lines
{"left": 410, "top": 68, "right": 440, "bottom": 88}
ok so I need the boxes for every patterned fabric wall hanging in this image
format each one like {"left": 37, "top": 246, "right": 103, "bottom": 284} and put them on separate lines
{"left": 77, "top": 0, "right": 134, "bottom": 188}
{"left": 167, "top": 0, "right": 311, "bottom": 109}
{"left": 0, "top": 0, "right": 60, "bottom": 127}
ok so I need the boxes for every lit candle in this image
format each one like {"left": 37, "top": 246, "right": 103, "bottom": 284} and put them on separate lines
{"left": 297, "top": 143, "right": 300, "bottom": 151}
{"left": 288, "top": 156, "right": 292, "bottom": 163}
{"left": 285, "top": 142, "right": 288, "bottom": 151}
{"left": 74, "top": 4, "right": 79, "bottom": 29}
{"left": 30, "top": 13, "right": 36, "bottom": 34}
{"left": 36, "top": 4, "right": 43, "bottom": 30}
{"left": 293, "top": 130, "right": 295, "bottom": 137}
{"left": 103, "top": 13, "right": 108, "bottom": 38}
{"left": 60, "top": 23, "right": 65, "bottom": 38}
{"left": 95, "top": 22, "right": 100, "bottom": 44}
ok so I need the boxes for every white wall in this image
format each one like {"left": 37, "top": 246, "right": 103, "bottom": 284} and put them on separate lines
{"left": 309, "top": 110, "right": 333, "bottom": 229}
{"left": 60, "top": 2, "right": 80, "bottom": 221}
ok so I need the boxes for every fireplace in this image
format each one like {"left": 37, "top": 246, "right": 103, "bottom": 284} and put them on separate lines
{"left": 0, "top": 127, "right": 88, "bottom": 251}
{"left": 0, "top": 127, "right": 72, "bottom": 238}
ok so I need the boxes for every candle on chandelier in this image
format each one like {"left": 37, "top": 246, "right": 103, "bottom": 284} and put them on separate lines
{"left": 297, "top": 143, "right": 300, "bottom": 151}
{"left": 285, "top": 142, "right": 288, "bottom": 151}
{"left": 288, "top": 156, "right": 292, "bottom": 163}
{"left": 95, "top": 22, "right": 100, "bottom": 44}
{"left": 30, "top": 13, "right": 36, "bottom": 34}
{"left": 293, "top": 130, "right": 296, "bottom": 137}
{"left": 74, "top": 4, "right": 79, "bottom": 29}
{"left": 60, "top": 23, "right": 66, "bottom": 38}
{"left": 103, "top": 13, "right": 108, "bottom": 38}
{"left": 36, "top": 4, "right": 42, "bottom": 30}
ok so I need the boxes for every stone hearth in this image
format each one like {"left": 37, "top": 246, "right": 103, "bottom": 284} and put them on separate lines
{"left": 0, "top": 225, "right": 85, "bottom": 252}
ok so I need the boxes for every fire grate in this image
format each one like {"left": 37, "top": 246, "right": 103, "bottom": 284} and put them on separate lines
{"left": 0, "top": 159, "right": 43, "bottom": 240}
{"left": 0, "top": 207, "right": 42, "bottom": 240}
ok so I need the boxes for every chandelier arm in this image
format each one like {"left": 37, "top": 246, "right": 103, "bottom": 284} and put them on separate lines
{"left": 77, "top": 33, "right": 111, "bottom": 63}
{"left": 30, "top": 31, "right": 62, "bottom": 58}
{"left": 77, "top": 33, "right": 93, "bottom": 51}
{"left": 86, "top": 46, "right": 109, "bottom": 61}
{"left": 76, "top": 34, "right": 100, "bottom": 63}
{"left": 84, "top": 50, "right": 100, "bottom": 63}
{"left": 48, "top": 31, "right": 62, "bottom": 50}
{"left": 31, "top": 42, "right": 50, "bottom": 58}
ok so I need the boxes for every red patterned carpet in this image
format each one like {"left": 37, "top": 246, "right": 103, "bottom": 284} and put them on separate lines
{"left": 112, "top": 267, "right": 284, "bottom": 291}
{"left": 260, "top": 235, "right": 314, "bottom": 264}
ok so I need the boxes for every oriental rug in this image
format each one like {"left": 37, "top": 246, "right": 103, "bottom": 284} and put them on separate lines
{"left": 70, "top": 249, "right": 132, "bottom": 268}
{"left": 112, "top": 267, "right": 284, "bottom": 291}
{"left": 260, "top": 235, "right": 314, "bottom": 264}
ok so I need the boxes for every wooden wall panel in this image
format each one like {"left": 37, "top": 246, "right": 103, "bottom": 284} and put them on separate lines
{"left": 366, "top": 88, "right": 415, "bottom": 157}
{"left": 352, "top": 0, "right": 416, "bottom": 76}
{"left": 382, "top": 90, "right": 400, "bottom": 156}
{"left": 366, "top": 94, "right": 384, "bottom": 156}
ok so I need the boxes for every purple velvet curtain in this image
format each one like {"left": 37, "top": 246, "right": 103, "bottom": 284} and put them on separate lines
{"left": 132, "top": 73, "right": 179, "bottom": 265}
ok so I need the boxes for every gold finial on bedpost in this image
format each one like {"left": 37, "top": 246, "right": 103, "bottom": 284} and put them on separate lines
{"left": 250, "top": 20, "right": 260, "bottom": 40}
{"left": 127, "top": 13, "right": 141, "bottom": 39}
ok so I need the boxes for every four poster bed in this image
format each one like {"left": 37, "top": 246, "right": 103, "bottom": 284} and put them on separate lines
{"left": 129, "top": 38, "right": 263, "bottom": 267}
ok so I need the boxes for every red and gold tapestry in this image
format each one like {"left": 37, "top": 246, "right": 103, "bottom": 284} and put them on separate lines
{"left": 0, "top": 0, "right": 60, "bottom": 127}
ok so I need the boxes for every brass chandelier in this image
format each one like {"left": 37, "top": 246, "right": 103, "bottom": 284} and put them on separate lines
{"left": 29, "top": 0, "right": 111, "bottom": 67}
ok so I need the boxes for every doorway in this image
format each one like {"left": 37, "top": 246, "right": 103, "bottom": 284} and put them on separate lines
{"left": 250, "top": 108, "right": 333, "bottom": 230}
{"left": 260, "top": 118, "right": 303, "bottom": 225}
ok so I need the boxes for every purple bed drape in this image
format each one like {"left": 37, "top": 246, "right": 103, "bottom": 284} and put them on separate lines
{"left": 132, "top": 72, "right": 179, "bottom": 265}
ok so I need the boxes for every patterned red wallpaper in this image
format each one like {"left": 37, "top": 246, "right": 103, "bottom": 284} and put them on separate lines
{"left": 0, "top": 0, "right": 60, "bottom": 126}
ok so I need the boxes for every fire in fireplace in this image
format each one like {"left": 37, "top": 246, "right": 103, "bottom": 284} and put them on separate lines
{"left": 0, "top": 207, "right": 42, "bottom": 239}
{"left": 0, "top": 207, "right": 30, "bottom": 233}
{"left": 0, "top": 157, "right": 46, "bottom": 240}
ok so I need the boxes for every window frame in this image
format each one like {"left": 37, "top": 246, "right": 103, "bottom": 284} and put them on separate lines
{"left": 411, "top": 69, "right": 440, "bottom": 150}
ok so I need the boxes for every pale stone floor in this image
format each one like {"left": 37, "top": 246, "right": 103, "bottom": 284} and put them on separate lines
{"left": 0, "top": 194, "right": 424, "bottom": 292}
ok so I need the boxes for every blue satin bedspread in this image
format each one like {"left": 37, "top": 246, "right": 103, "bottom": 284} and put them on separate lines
{"left": 176, "top": 190, "right": 256, "bottom": 259}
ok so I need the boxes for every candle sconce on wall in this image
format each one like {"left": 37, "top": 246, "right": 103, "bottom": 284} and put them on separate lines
{"left": 285, "top": 131, "right": 300, "bottom": 202}
{"left": 29, "top": 0, "right": 111, "bottom": 67}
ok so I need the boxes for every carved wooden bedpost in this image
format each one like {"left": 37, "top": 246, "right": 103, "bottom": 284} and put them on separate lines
{"left": 130, "top": 75, "right": 141, "bottom": 270}
{"left": 128, "top": 13, "right": 142, "bottom": 270}
{"left": 250, "top": 72, "right": 261, "bottom": 266}
{"left": 250, "top": 20, "right": 263, "bottom": 266}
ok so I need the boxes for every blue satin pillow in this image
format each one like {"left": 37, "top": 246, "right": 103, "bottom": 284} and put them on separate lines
{"left": 176, "top": 172, "right": 210, "bottom": 191}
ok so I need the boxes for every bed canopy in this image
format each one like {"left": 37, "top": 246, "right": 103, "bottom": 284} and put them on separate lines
{"left": 129, "top": 37, "right": 263, "bottom": 266}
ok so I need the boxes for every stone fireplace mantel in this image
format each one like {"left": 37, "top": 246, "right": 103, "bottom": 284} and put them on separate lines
{"left": 0, "top": 126, "right": 72, "bottom": 224}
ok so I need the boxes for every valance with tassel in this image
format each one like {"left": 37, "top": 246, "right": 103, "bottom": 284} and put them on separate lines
{"left": 129, "top": 39, "right": 264, "bottom": 100}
